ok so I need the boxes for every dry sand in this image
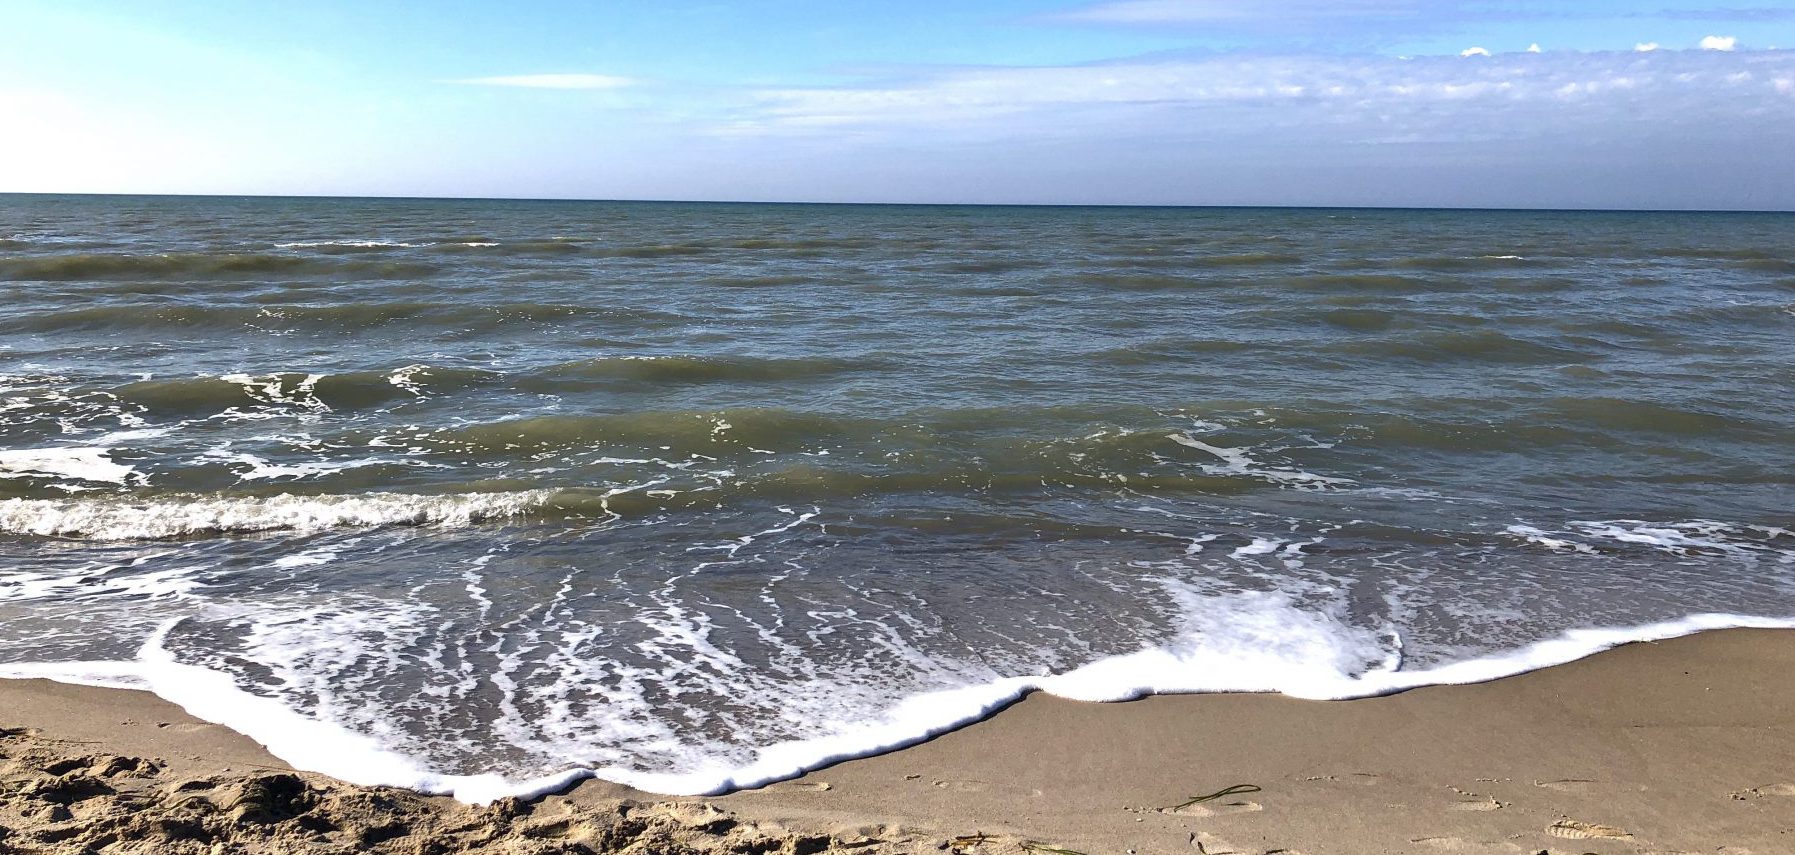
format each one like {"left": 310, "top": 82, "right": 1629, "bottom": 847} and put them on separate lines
{"left": 5, "top": 628, "right": 1795, "bottom": 854}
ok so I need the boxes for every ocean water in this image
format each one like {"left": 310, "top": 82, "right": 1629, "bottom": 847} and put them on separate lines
{"left": 2, "top": 194, "right": 1793, "bottom": 799}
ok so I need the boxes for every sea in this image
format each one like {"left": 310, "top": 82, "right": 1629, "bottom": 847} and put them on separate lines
{"left": 1, "top": 194, "right": 1792, "bottom": 800}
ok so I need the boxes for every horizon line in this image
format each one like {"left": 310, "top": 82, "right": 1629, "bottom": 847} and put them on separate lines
{"left": 1, "top": 191, "right": 1790, "bottom": 215}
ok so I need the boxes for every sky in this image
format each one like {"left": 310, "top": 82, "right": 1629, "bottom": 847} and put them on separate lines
{"left": 2, "top": 0, "right": 1794, "bottom": 208}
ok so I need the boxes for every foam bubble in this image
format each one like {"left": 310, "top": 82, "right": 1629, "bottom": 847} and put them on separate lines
{"left": 1509, "top": 519, "right": 1794, "bottom": 558}
{"left": 1041, "top": 589, "right": 1390, "bottom": 702}
{"left": 0, "top": 490, "right": 551, "bottom": 540}
{"left": 200, "top": 450, "right": 393, "bottom": 482}
{"left": 387, "top": 364, "right": 430, "bottom": 396}
{"left": 219, "top": 373, "right": 328, "bottom": 412}
{"left": 1167, "top": 433, "right": 1349, "bottom": 489}
{"left": 1231, "top": 537, "right": 1282, "bottom": 558}
{"left": 0, "top": 447, "right": 139, "bottom": 486}
{"left": 275, "top": 240, "right": 431, "bottom": 249}
{"left": 1505, "top": 524, "right": 1597, "bottom": 553}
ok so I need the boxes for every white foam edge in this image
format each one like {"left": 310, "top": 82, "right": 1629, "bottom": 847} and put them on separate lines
{"left": 0, "top": 622, "right": 587, "bottom": 803}
{"left": 0, "top": 447, "right": 138, "bottom": 485}
{"left": 0, "top": 489, "right": 552, "bottom": 540}
{"left": 3, "top": 611, "right": 1792, "bottom": 803}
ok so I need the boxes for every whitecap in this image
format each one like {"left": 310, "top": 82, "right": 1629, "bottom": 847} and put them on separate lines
{"left": 0, "top": 490, "right": 552, "bottom": 540}
{"left": 0, "top": 447, "right": 139, "bottom": 485}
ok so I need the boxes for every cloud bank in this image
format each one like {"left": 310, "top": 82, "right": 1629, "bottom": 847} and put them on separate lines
{"left": 729, "top": 47, "right": 1795, "bottom": 142}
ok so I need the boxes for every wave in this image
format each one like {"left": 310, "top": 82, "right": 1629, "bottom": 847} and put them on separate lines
{"left": 705, "top": 274, "right": 815, "bottom": 288}
{"left": 1647, "top": 249, "right": 1795, "bottom": 274}
{"left": 594, "top": 244, "right": 712, "bottom": 259}
{"left": 1058, "top": 272, "right": 1234, "bottom": 291}
{"left": 4, "top": 302, "right": 686, "bottom": 334}
{"left": 1656, "top": 247, "right": 1790, "bottom": 262}
{"left": 1185, "top": 252, "right": 1303, "bottom": 267}
{"left": 419, "top": 240, "right": 723, "bottom": 259}
{"left": 1545, "top": 397, "right": 1762, "bottom": 437}
{"left": 0, "top": 490, "right": 551, "bottom": 540}
{"left": 1318, "top": 308, "right": 1395, "bottom": 331}
{"left": 1084, "top": 339, "right": 1254, "bottom": 366}
{"left": 1329, "top": 330, "right": 1591, "bottom": 364}
{"left": 0, "top": 418, "right": 1353, "bottom": 516}
{"left": 1290, "top": 273, "right": 1451, "bottom": 293}
{"left": 1391, "top": 255, "right": 1538, "bottom": 272}
{"left": 2, "top": 384, "right": 1769, "bottom": 495}
{"left": 1197, "top": 401, "right": 1767, "bottom": 452}
{"left": 418, "top": 409, "right": 858, "bottom": 458}
{"left": 1507, "top": 519, "right": 1793, "bottom": 556}
{"left": 111, "top": 366, "right": 502, "bottom": 415}
{"left": 1081, "top": 252, "right": 1307, "bottom": 272}
{"left": 529, "top": 354, "right": 880, "bottom": 386}
{"left": 928, "top": 258, "right": 1046, "bottom": 275}
{"left": 399, "top": 406, "right": 1226, "bottom": 461}
{"left": 272, "top": 240, "right": 433, "bottom": 252}
{"left": 0, "top": 252, "right": 440, "bottom": 281}
{"left": 1741, "top": 258, "right": 1795, "bottom": 274}
{"left": 725, "top": 237, "right": 879, "bottom": 251}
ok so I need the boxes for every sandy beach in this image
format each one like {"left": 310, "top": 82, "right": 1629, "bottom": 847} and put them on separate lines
{"left": 4, "top": 628, "right": 1793, "bottom": 854}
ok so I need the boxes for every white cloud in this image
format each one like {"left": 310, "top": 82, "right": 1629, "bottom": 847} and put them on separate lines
{"left": 1528, "top": 43, "right": 1543, "bottom": 53}
{"left": 1636, "top": 42, "right": 1661, "bottom": 52}
{"left": 452, "top": 74, "right": 634, "bottom": 90}
{"left": 1700, "top": 35, "right": 1739, "bottom": 51}
{"left": 1461, "top": 46, "right": 1492, "bottom": 57}
{"left": 724, "top": 47, "right": 1795, "bottom": 147}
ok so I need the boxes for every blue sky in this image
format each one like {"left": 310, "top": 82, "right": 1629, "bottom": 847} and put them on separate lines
{"left": 3, "top": 1, "right": 1794, "bottom": 208}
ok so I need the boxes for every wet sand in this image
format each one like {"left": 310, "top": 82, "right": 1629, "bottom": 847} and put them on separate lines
{"left": 6, "top": 628, "right": 1795, "bottom": 853}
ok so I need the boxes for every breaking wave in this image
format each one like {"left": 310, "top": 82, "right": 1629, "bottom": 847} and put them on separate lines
{"left": 0, "top": 490, "right": 552, "bottom": 540}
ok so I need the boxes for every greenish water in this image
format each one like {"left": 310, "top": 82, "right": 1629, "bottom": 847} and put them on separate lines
{"left": 1, "top": 195, "right": 1792, "bottom": 797}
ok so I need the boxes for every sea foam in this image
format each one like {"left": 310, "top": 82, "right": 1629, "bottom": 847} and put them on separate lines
{"left": 7, "top": 594, "right": 1791, "bottom": 803}
{"left": 0, "top": 490, "right": 551, "bottom": 539}
{"left": 0, "top": 447, "right": 139, "bottom": 486}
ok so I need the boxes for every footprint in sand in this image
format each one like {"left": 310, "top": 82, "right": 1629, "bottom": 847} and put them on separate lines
{"left": 1547, "top": 819, "right": 1633, "bottom": 840}
{"left": 1189, "top": 830, "right": 1246, "bottom": 854}
{"left": 518, "top": 817, "right": 578, "bottom": 840}
{"left": 641, "top": 801, "right": 737, "bottom": 833}
{"left": 931, "top": 779, "right": 987, "bottom": 793}
{"left": 1409, "top": 836, "right": 1472, "bottom": 851}
{"left": 1448, "top": 797, "right": 1504, "bottom": 812}
{"left": 1162, "top": 800, "right": 1264, "bottom": 818}
{"left": 1533, "top": 778, "right": 1598, "bottom": 793}
{"left": 1733, "top": 782, "right": 1795, "bottom": 799}
{"left": 1409, "top": 836, "right": 1526, "bottom": 853}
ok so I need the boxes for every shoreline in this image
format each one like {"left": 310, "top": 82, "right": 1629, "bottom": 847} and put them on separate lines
{"left": 5, "top": 628, "right": 1795, "bottom": 852}
{"left": 9, "top": 611, "right": 1792, "bottom": 803}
